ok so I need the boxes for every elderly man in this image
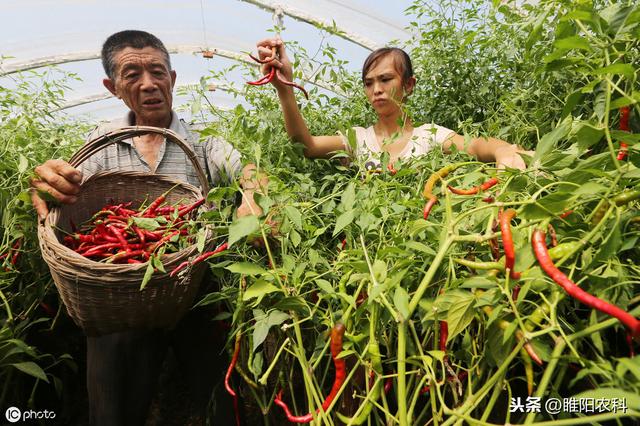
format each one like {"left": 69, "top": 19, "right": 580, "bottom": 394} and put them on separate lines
{"left": 30, "top": 30, "right": 261, "bottom": 425}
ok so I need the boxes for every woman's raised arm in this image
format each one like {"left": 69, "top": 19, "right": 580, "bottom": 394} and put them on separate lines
{"left": 255, "top": 38, "right": 345, "bottom": 158}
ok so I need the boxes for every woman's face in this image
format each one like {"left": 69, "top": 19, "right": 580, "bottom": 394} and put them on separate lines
{"left": 363, "top": 54, "right": 414, "bottom": 116}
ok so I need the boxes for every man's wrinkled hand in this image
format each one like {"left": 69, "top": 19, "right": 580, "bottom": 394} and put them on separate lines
{"left": 30, "top": 159, "right": 82, "bottom": 220}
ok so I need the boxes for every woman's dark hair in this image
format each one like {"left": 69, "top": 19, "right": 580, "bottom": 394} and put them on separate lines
{"left": 101, "top": 30, "right": 171, "bottom": 80}
{"left": 361, "top": 47, "right": 413, "bottom": 84}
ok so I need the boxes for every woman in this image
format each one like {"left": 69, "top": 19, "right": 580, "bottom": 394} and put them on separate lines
{"left": 254, "top": 38, "right": 530, "bottom": 169}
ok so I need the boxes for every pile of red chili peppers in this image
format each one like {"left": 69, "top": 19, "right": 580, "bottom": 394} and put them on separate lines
{"left": 62, "top": 191, "right": 205, "bottom": 264}
{"left": 247, "top": 47, "right": 309, "bottom": 99}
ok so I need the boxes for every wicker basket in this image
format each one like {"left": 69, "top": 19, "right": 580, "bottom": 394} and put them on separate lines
{"left": 37, "top": 126, "right": 214, "bottom": 336}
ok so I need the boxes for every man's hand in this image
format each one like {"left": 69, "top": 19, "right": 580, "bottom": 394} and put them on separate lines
{"left": 30, "top": 160, "right": 82, "bottom": 219}
{"left": 236, "top": 198, "right": 263, "bottom": 218}
{"left": 494, "top": 145, "right": 533, "bottom": 170}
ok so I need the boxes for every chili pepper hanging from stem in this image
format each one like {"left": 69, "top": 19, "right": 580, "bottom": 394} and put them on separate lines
{"left": 225, "top": 332, "right": 242, "bottom": 426}
{"left": 499, "top": 209, "right": 521, "bottom": 280}
{"left": 617, "top": 106, "right": 631, "bottom": 161}
{"left": 532, "top": 229, "right": 640, "bottom": 339}
{"left": 274, "top": 323, "right": 346, "bottom": 423}
{"left": 447, "top": 177, "right": 499, "bottom": 195}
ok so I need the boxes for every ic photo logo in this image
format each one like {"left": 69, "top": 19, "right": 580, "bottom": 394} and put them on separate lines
{"left": 5, "top": 407, "right": 21, "bottom": 423}
{"left": 5, "top": 406, "right": 56, "bottom": 423}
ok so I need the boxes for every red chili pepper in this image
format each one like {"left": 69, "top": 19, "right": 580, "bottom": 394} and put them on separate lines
{"left": 81, "top": 243, "right": 126, "bottom": 257}
{"left": 225, "top": 332, "right": 242, "bottom": 426}
{"left": 439, "top": 320, "right": 448, "bottom": 353}
{"left": 482, "top": 196, "right": 495, "bottom": 203}
{"left": 512, "top": 285, "right": 521, "bottom": 301}
{"left": 559, "top": 210, "right": 574, "bottom": 219}
{"left": 148, "top": 230, "right": 181, "bottom": 252}
{"left": 169, "top": 242, "right": 229, "bottom": 277}
{"left": 178, "top": 198, "right": 205, "bottom": 217}
{"left": 532, "top": 229, "right": 640, "bottom": 339}
{"left": 499, "top": 209, "right": 521, "bottom": 280}
{"left": 247, "top": 67, "right": 275, "bottom": 86}
{"left": 383, "top": 377, "right": 393, "bottom": 394}
{"left": 275, "top": 69, "right": 309, "bottom": 99}
{"left": 274, "top": 323, "right": 346, "bottom": 423}
{"left": 626, "top": 333, "right": 636, "bottom": 358}
{"left": 340, "top": 238, "right": 347, "bottom": 252}
{"left": 39, "top": 302, "right": 57, "bottom": 317}
{"left": 423, "top": 196, "right": 438, "bottom": 220}
{"left": 10, "top": 239, "right": 22, "bottom": 266}
{"left": 387, "top": 162, "right": 397, "bottom": 175}
{"left": 106, "top": 249, "right": 146, "bottom": 264}
{"left": 617, "top": 106, "right": 630, "bottom": 161}
{"left": 421, "top": 164, "right": 459, "bottom": 220}
{"left": 108, "top": 225, "right": 130, "bottom": 252}
{"left": 448, "top": 177, "right": 499, "bottom": 195}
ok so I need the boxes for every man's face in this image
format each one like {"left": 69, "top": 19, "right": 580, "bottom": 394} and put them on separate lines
{"left": 103, "top": 46, "right": 176, "bottom": 126}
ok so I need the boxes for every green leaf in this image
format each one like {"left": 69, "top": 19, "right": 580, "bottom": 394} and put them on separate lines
{"left": 617, "top": 358, "right": 640, "bottom": 381}
{"left": 284, "top": 206, "right": 302, "bottom": 230}
{"left": 273, "top": 296, "right": 309, "bottom": 314}
{"left": 533, "top": 116, "right": 572, "bottom": 165}
{"left": 445, "top": 291, "right": 476, "bottom": 341}
{"left": 404, "top": 241, "right": 436, "bottom": 256}
{"left": 333, "top": 209, "right": 356, "bottom": 237}
{"left": 226, "top": 262, "right": 266, "bottom": 276}
{"left": 252, "top": 310, "right": 289, "bottom": 352}
{"left": 316, "top": 279, "right": 334, "bottom": 294}
{"left": 592, "top": 222, "right": 622, "bottom": 264}
{"left": 554, "top": 36, "right": 592, "bottom": 51}
{"left": 11, "top": 362, "right": 49, "bottom": 383}
{"left": 228, "top": 215, "right": 260, "bottom": 247}
{"left": 132, "top": 217, "right": 161, "bottom": 231}
{"left": 151, "top": 255, "right": 165, "bottom": 273}
{"left": 394, "top": 287, "right": 410, "bottom": 320}
{"left": 574, "top": 388, "right": 640, "bottom": 411}
{"left": 339, "top": 182, "right": 356, "bottom": 210}
{"left": 18, "top": 154, "right": 29, "bottom": 174}
{"left": 196, "top": 227, "right": 207, "bottom": 253}
{"left": 600, "top": 4, "right": 634, "bottom": 36}
{"left": 243, "top": 279, "right": 280, "bottom": 303}
{"left": 290, "top": 229, "right": 301, "bottom": 247}
{"left": 140, "top": 262, "right": 155, "bottom": 290}
{"left": 593, "top": 64, "right": 635, "bottom": 79}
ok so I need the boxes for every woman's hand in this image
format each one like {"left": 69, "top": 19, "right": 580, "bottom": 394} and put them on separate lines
{"left": 255, "top": 38, "right": 293, "bottom": 90}
{"left": 494, "top": 145, "right": 533, "bottom": 170}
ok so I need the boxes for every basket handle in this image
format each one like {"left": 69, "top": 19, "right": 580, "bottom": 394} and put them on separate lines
{"left": 69, "top": 126, "right": 210, "bottom": 194}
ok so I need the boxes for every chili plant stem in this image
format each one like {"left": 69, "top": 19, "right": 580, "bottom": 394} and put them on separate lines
{"left": 603, "top": 49, "right": 622, "bottom": 172}
{"left": 524, "top": 306, "right": 640, "bottom": 425}
{"left": 397, "top": 321, "right": 408, "bottom": 426}
{"left": 440, "top": 342, "right": 523, "bottom": 426}
{"left": 0, "top": 289, "right": 12, "bottom": 322}
{"left": 258, "top": 337, "right": 290, "bottom": 386}
{"left": 479, "top": 371, "right": 507, "bottom": 422}
{"left": 557, "top": 205, "right": 614, "bottom": 267}
{"left": 408, "top": 237, "right": 453, "bottom": 316}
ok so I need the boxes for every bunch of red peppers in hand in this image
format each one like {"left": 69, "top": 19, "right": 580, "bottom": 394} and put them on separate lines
{"left": 247, "top": 46, "right": 309, "bottom": 99}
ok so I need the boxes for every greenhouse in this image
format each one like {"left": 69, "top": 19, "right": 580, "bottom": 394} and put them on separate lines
{"left": 1, "top": 0, "right": 639, "bottom": 425}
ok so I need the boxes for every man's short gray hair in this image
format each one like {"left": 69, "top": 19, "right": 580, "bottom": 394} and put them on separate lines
{"left": 101, "top": 30, "right": 171, "bottom": 80}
